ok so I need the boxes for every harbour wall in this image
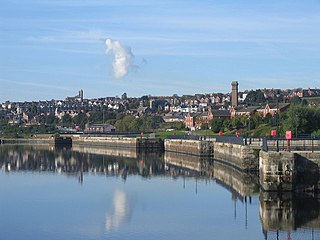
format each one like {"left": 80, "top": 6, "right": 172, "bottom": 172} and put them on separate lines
{"left": 0, "top": 138, "right": 51, "bottom": 145}
{"left": 164, "top": 139, "right": 213, "bottom": 156}
{"left": 213, "top": 142, "right": 259, "bottom": 171}
{"left": 259, "top": 150, "right": 320, "bottom": 192}
{"left": 75, "top": 136, "right": 164, "bottom": 151}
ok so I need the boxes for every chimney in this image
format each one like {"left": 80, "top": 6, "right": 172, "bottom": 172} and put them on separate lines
{"left": 231, "top": 81, "right": 239, "bottom": 107}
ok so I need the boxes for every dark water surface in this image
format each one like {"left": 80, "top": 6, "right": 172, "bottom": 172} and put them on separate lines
{"left": 0, "top": 145, "right": 319, "bottom": 240}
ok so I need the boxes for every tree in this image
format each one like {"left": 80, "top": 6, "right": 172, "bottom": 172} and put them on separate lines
{"left": 39, "top": 113, "right": 58, "bottom": 125}
{"left": 244, "top": 90, "right": 266, "bottom": 104}
{"left": 290, "top": 96, "right": 302, "bottom": 105}
{"left": 61, "top": 114, "right": 72, "bottom": 127}
{"left": 210, "top": 119, "right": 224, "bottom": 133}
{"left": 72, "top": 112, "right": 88, "bottom": 128}
{"left": 283, "top": 105, "right": 320, "bottom": 137}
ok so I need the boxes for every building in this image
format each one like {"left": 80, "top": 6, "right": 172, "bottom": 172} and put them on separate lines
{"left": 84, "top": 123, "right": 116, "bottom": 133}
{"left": 185, "top": 112, "right": 199, "bottom": 130}
{"left": 256, "top": 103, "right": 290, "bottom": 118}
{"left": 230, "top": 106, "right": 260, "bottom": 118}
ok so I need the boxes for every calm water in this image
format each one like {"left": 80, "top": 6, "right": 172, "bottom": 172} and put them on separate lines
{"left": 0, "top": 145, "right": 319, "bottom": 240}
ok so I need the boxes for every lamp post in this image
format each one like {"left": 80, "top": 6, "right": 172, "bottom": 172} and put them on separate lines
{"left": 248, "top": 116, "right": 251, "bottom": 144}
{"left": 276, "top": 94, "right": 280, "bottom": 152}
{"left": 246, "top": 116, "right": 251, "bottom": 144}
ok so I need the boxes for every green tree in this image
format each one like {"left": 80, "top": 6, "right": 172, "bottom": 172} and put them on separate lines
{"left": 61, "top": 114, "right": 72, "bottom": 127}
{"left": 283, "top": 105, "right": 320, "bottom": 137}
{"left": 72, "top": 112, "right": 88, "bottom": 128}
{"left": 210, "top": 119, "right": 224, "bottom": 133}
{"left": 244, "top": 90, "right": 266, "bottom": 104}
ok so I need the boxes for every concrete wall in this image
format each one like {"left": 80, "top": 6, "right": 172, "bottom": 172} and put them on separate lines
{"left": 259, "top": 151, "right": 296, "bottom": 192}
{"left": 75, "top": 136, "right": 164, "bottom": 151}
{"left": 213, "top": 142, "right": 258, "bottom": 171}
{"left": 0, "top": 138, "right": 51, "bottom": 145}
{"left": 72, "top": 145, "right": 138, "bottom": 158}
{"left": 259, "top": 151, "right": 320, "bottom": 192}
{"left": 164, "top": 139, "right": 213, "bottom": 156}
{"left": 75, "top": 136, "right": 138, "bottom": 148}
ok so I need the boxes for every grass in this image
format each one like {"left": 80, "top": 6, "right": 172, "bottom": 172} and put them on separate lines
{"left": 155, "top": 130, "right": 187, "bottom": 138}
{"left": 251, "top": 124, "right": 272, "bottom": 137}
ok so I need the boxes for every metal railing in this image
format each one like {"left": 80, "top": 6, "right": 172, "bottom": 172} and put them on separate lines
{"left": 262, "top": 136, "right": 320, "bottom": 152}
{"left": 166, "top": 135, "right": 215, "bottom": 141}
{"left": 215, "top": 136, "right": 245, "bottom": 145}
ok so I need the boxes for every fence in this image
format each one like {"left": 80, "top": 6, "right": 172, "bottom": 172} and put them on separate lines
{"left": 262, "top": 137, "right": 320, "bottom": 152}
{"left": 215, "top": 136, "right": 245, "bottom": 145}
{"left": 166, "top": 135, "right": 215, "bottom": 141}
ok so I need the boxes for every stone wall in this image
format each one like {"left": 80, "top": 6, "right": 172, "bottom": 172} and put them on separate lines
{"left": 0, "top": 138, "right": 51, "bottom": 145}
{"left": 76, "top": 136, "right": 138, "bottom": 148}
{"left": 259, "top": 151, "right": 320, "bottom": 192}
{"left": 75, "top": 136, "right": 164, "bottom": 151}
{"left": 213, "top": 142, "right": 258, "bottom": 171}
{"left": 164, "top": 139, "right": 213, "bottom": 156}
{"left": 72, "top": 145, "right": 138, "bottom": 158}
{"left": 259, "top": 151, "right": 296, "bottom": 192}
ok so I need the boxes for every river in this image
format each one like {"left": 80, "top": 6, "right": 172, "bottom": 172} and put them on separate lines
{"left": 0, "top": 145, "right": 319, "bottom": 240}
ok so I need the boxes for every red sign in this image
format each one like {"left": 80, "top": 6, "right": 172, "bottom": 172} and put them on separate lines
{"left": 219, "top": 131, "right": 223, "bottom": 136}
{"left": 271, "top": 130, "right": 277, "bottom": 137}
{"left": 286, "top": 131, "right": 292, "bottom": 140}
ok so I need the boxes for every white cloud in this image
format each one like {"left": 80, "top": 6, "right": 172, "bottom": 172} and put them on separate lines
{"left": 105, "top": 38, "right": 136, "bottom": 79}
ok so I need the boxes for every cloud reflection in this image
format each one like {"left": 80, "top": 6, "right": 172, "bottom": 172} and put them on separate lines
{"left": 105, "top": 189, "right": 132, "bottom": 232}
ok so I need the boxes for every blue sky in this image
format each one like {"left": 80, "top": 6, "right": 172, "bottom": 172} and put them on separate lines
{"left": 1, "top": 0, "right": 320, "bottom": 102}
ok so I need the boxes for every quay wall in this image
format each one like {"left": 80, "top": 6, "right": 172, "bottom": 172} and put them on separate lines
{"left": 75, "top": 136, "right": 137, "bottom": 148}
{"left": 0, "top": 136, "right": 164, "bottom": 151}
{"left": 259, "top": 151, "right": 320, "bottom": 192}
{"left": 0, "top": 138, "right": 51, "bottom": 145}
{"left": 213, "top": 142, "right": 258, "bottom": 171}
{"left": 164, "top": 139, "right": 213, "bottom": 156}
{"left": 75, "top": 136, "right": 164, "bottom": 150}
{"left": 259, "top": 151, "right": 296, "bottom": 192}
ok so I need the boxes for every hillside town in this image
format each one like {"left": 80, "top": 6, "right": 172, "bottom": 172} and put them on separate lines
{"left": 1, "top": 82, "right": 320, "bottom": 135}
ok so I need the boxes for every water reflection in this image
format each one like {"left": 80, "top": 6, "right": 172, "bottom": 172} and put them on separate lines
{"left": 2, "top": 145, "right": 320, "bottom": 239}
{"left": 260, "top": 192, "right": 320, "bottom": 239}
{"left": 164, "top": 151, "right": 259, "bottom": 199}
{"left": 105, "top": 189, "right": 132, "bottom": 232}
{"left": 0, "top": 145, "right": 165, "bottom": 181}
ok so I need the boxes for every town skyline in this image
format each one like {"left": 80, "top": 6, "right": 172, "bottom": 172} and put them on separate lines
{"left": 0, "top": 84, "right": 317, "bottom": 103}
{"left": 1, "top": 1, "right": 320, "bottom": 103}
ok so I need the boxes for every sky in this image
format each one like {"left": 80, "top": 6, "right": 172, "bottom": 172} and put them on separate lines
{"left": 1, "top": 0, "right": 320, "bottom": 102}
